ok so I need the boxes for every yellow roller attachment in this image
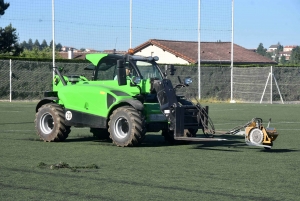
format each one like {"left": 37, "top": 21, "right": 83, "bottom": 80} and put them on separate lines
{"left": 263, "top": 127, "right": 279, "bottom": 144}
{"left": 245, "top": 123, "right": 279, "bottom": 148}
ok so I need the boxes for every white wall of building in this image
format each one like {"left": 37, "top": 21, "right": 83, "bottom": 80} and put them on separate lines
{"left": 134, "top": 45, "right": 189, "bottom": 64}
{"left": 284, "top": 46, "right": 296, "bottom": 52}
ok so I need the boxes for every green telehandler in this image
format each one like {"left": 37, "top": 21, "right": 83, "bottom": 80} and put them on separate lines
{"left": 34, "top": 52, "right": 278, "bottom": 148}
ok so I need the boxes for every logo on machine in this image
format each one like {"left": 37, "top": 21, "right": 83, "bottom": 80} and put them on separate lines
{"left": 65, "top": 111, "right": 72, "bottom": 121}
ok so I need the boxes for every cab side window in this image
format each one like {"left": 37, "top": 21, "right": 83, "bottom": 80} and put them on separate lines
{"left": 96, "top": 58, "right": 117, "bottom": 80}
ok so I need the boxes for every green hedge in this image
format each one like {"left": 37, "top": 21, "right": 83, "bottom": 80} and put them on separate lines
{"left": 1, "top": 59, "right": 300, "bottom": 101}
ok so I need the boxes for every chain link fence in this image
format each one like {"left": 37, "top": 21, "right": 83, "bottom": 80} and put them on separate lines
{"left": 1, "top": 59, "right": 300, "bottom": 103}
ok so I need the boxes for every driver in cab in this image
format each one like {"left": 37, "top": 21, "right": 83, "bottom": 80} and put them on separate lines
{"left": 125, "top": 65, "right": 131, "bottom": 77}
{"left": 114, "top": 64, "right": 133, "bottom": 80}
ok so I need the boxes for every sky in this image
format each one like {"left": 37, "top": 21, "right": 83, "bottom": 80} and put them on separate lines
{"left": 1, "top": 0, "right": 299, "bottom": 51}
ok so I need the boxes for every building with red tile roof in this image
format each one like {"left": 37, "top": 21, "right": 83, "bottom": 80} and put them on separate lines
{"left": 133, "top": 39, "right": 276, "bottom": 65}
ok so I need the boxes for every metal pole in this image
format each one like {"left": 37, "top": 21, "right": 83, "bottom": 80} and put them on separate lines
{"left": 130, "top": 0, "right": 132, "bottom": 48}
{"left": 52, "top": 0, "right": 55, "bottom": 79}
{"left": 260, "top": 72, "right": 271, "bottom": 104}
{"left": 272, "top": 71, "right": 284, "bottom": 104}
{"left": 270, "top": 66, "right": 273, "bottom": 104}
{"left": 9, "top": 59, "right": 12, "bottom": 102}
{"left": 198, "top": 0, "right": 201, "bottom": 100}
{"left": 230, "top": 0, "right": 235, "bottom": 103}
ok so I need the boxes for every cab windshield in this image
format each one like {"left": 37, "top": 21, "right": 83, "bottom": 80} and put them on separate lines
{"left": 87, "top": 55, "right": 163, "bottom": 81}
{"left": 132, "top": 61, "right": 163, "bottom": 80}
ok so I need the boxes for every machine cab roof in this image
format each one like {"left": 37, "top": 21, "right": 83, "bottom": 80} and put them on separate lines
{"left": 85, "top": 53, "right": 163, "bottom": 81}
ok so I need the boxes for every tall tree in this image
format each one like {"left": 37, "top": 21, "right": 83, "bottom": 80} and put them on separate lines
{"left": 280, "top": 55, "right": 286, "bottom": 65}
{"left": 265, "top": 52, "right": 273, "bottom": 60}
{"left": 49, "top": 40, "right": 62, "bottom": 51}
{"left": 276, "top": 42, "right": 283, "bottom": 53}
{"left": 274, "top": 42, "right": 284, "bottom": 62}
{"left": 49, "top": 40, "right": 54, "bottom": 49}
{"left": 56, "top": 43, "right": 62, "bottom": 51}
{"left": 20, "top": 40, "right": 28, "bottom": 49}
{"left": 289, "top": 46, "right": 300, "bottom": 64}
{"left": 0, "top": 23, "right": 22, "bottom": 55}
{"left": 40, "top": 39, "right": 48, "bottom": 49}
{"left": 0, "top": 0, "right": 10, "bottom": 16}
{"left": 33, "top": 39, "right": 40, "bottom": 50}
{"left": 0, "top": 1, "right": 22, "bottom": 55}
{"left": 256, "top": 43, "right": 267, "bottom": 56}
{"left": 27, "top": 38, "right": 33, "bottom": 50}
{"left": 274, "top": 55, "right": 279, "bottom": 63}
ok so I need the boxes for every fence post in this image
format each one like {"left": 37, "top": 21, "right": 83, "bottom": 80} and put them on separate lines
{"left": 230, "top": 0, "right": 235, "bottom": 103}
{"left": 10, "top": 59, "right": 12, "bottom": 102}
{"left": 270, "top": 66, "right": 273, "bottom": 104}
{"left": 197, "top": 0, "right": 201, "bottom": 100}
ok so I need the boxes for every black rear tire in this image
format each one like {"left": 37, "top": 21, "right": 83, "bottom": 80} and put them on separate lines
{"left": 35, "top": 103, "right": 70, "bottom": 142}
{"left": 108, "top": 106, "right": 146, "bottom": 147}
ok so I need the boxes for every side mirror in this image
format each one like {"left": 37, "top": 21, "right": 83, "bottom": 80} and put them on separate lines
{"left": 184, "top": 77, "right": 192, "bottom": 86}
{"left": 117, "top": 59, "right": 127, "bottom": 86}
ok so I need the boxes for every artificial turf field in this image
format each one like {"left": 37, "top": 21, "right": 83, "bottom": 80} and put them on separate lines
{"left": 0, "top": 101, "right": 299, "bottom": 201}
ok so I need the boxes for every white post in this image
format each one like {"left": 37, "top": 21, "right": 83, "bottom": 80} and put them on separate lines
{"left": 261, "top": 66, "right": 284, "bottom": 104}
{"left": 260, "top": 72, "right": 271, "bottom": 104}
{"left": 272, "top": 73, "right": 284, "bottom": 104}
{"left": 270, "top": 66, "right": 273, "bottom": 104}
{"left": 230, "top": 0, "right": 235, "bottom": 103}
{"left": 52, "top": 0, "right": 55, "bottom": 79}
{"left": 198, "top": 0, "right": 201, "bottom": 100}
{"left": 9, "top": 59, "right": 12, "bottom": 102}
{"left": 130, "top": 0, "right": 132, "bottom": 49}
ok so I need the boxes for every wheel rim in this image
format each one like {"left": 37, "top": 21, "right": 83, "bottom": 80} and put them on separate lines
{"left": 40, "top": 112, "right": 54, "bottom": 135}
{"left": 249, "top": 128, "right": 264, "bottom": 144}
{"left": 114, "top": 117, "right": 129, "bottom": 139}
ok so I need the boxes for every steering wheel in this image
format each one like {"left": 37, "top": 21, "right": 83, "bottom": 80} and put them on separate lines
{"left": 174, "top": 83, "right": 186, "bottom": 89}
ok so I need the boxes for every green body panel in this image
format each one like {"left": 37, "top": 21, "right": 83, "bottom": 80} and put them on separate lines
{"left": 86, "top": 54, "right": 108, "bottom": 66}
{"left": 143, "top": 103, "right": 164, "bottom": 123}
{"left": 53, "top": 75, "right": 159, "bottom": 120}
{"left": 49, "top": 53, "right": 166, "bottom": 124}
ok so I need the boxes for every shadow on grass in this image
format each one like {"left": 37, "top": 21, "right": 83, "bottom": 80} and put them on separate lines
{"left": 27, "top": 133, "right": 297, "bottom": 152}
{"left": 191, "top": 140, "right": 246, "bottom": 152}
{"left": 27, "top": 133, "right": 247, "bottom": 149}
{"left": 60, "top": 134, "right": 170, "bottom": 147}
{"left": 140, "top": 134, "right": 247, "bottom": 149}
{"left": 65, "top": 136, "right": 98, "bottom": 142}
{"left": 0, "top": 121, "right": 33, "bottom": 125}
{"left": 260, "top": 148, "right": 299, "bottom": 153}
{"left": 62, "top": 137, "right": 300, "bottom": 153}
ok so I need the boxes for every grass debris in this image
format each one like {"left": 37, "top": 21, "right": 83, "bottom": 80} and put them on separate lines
{"left": 37, "top": 161, "right": 99, "bottom": 172}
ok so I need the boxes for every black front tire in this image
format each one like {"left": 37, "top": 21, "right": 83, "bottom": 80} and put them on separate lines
{"left": 162, "top": 129, "right": 175, "bottom": 144}
{"left": 35, "top": 103, "right": 70, "bottom": 142}
{"left": 108, "top": 106, "right": 146, "bottom": 147}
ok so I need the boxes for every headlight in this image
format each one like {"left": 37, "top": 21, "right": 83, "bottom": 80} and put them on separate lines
{"left": 184, "top": 77, "right": 192, "bottom": 86}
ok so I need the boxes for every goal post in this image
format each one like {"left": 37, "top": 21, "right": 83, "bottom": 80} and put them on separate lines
{"left": 260, "top": 66, "right": 284, "bottom": 104}
{"left": 233, "top": 66, "right": 284, "bottom": 103}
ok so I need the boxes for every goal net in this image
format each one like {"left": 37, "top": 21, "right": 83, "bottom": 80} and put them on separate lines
{"left": 233, "top": 67, "right": 282, "bottom": 103}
